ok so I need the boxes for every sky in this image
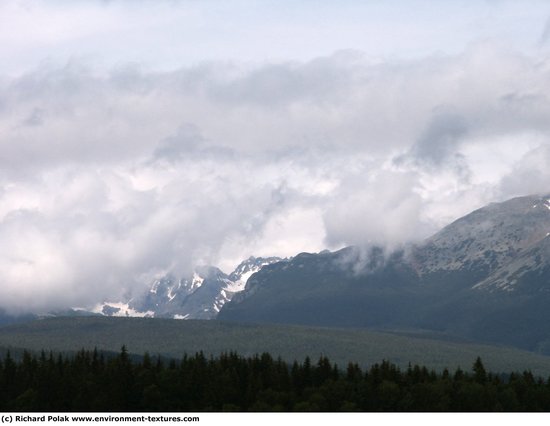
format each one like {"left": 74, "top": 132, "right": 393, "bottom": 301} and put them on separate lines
{"left": 2, "top": 0, "right": 550, "bottom": 313}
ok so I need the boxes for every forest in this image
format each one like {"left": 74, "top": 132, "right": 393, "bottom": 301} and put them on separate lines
{"left": 2, "top": 348, "right": 550, "bottom": 411}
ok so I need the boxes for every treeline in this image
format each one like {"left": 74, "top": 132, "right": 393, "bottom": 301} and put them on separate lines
{"left": 1, "top": 347, "right": 550, "bottom": 411}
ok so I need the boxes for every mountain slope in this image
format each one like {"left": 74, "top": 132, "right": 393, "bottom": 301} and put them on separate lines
{"left": 474, "top": 234, "right": 550, "bottom": 293}
{"left": 222, "top": 247, "right": 421, "bottom": 327}
{"left": 219, "top": 194, "right": 550, "bottom": 353}
{"left": 413, "top": 194, "right": 550, "bottom": 288}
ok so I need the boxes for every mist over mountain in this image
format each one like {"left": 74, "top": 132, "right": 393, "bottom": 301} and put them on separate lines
{"left": 6, "top": 192, "right": 550, "bottom": 360}
{"left": 66, "top": 256, "right": 284, "bottom": 321}
{"left": 3, "top": 3, "right": 550, "bottom": 372}
{"left": 219, "top": 194, "right": 550, "bottom": 354}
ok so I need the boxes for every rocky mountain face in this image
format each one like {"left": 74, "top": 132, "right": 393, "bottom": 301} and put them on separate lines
{"left": 88, "top": 256, "right": 282, "bottom": 320}
{"left": 219, "top": 194, "right": 550, "bottom": 354}
{"left": 474, "top": 234, "right": 550, "bottom": 293}
{"left": 413, "top": 195, "right": 550, "bottom": 287}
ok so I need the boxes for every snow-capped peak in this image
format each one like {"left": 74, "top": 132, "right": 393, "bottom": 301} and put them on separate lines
{"left": 227, "top": 256, "right": 283, "bottom": 292}
{"left": 72, "top": 255, "right": 282, "bottom": 321}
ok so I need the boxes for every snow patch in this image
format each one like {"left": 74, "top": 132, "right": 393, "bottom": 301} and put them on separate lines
{"left": 149, "top": 280, "right": 161, "bottom": 294}
{"left": 91, "top": 302, "right": 154, "bottom": 318}
{"left": 239, "top": 269, "right": 258, "bottom": 285}
{"left": 167, "top": 281, "right": 181, "bottom": 301}
{"left": 191, "top": 272, "right": 204, "bottom": 290}
{"left": 225, "top": 267, "right": 262, "bottom": 292}
{"left": 174, "top": 314, "right": 189, "bottom": 320}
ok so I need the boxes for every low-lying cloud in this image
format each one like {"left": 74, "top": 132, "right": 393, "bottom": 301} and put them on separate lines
{"left": 1, "top": 46, "right": 550, "bottom": 313}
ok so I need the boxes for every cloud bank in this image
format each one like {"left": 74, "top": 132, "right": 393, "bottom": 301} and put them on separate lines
{"left": 1, "top": 44, "right": 550, "bottom": 312}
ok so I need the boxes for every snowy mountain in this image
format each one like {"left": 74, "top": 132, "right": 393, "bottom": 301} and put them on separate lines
{"left": 228, "top": 256, "right": 283, "bottom": 292}
{"left": 87, "top": 256, "right": 283, "bottom": 320}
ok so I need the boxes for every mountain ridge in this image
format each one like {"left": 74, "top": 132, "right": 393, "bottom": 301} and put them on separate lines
{"left": 5, "top": 193, "right": 550, "bottom": 356}
{"left": 219, "top": 194, "right": 550, "bottom": 354}
{"left": 82, "top": 255, "right": 284, "bottom": 320}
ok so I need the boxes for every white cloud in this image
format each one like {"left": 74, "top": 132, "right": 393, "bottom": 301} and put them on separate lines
{"left": 1, "top": 40, "right": 550, "bottom": 312}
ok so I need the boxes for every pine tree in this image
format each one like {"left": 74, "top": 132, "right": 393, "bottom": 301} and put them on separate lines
{"left": 473, "top": 357, "right": 487, "bottom": 384}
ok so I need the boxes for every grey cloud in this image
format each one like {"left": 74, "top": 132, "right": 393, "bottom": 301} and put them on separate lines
{"left": 538, "top": 17, "right": 550, "bottom": 46}
{"left": 399, "top": 110, "right": 469, "bottom": 168}
{"left": 108, "top": 64, "right": 156, "bottom": 95}
{"left": 498, "top": 145, "right": 550, "bottom": 198}
{"left": 152, "top": 124, "right": 205, "bottom": 162}
{"left": 500, "top": 92, "right": 545, "bottom": 106}
{"left": 3, "top": 47, "right": 548, "bottom": 172}
{"left": 21, "top": 107, "right": 45, "bottom": 127}
{"left": 153, "top": 123, "right": 239, "bottom": 165}
{"left": 495, "top": 91, "right": 550, "bottom": 132}
{"left": 10, "top": 61, "right": 96, "bottom": 103}
{"left": 208, "top": 51, "right": 362, "bottom": 107}
{"left": 392, "top": 110, "right": 472, "bottom": 185}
